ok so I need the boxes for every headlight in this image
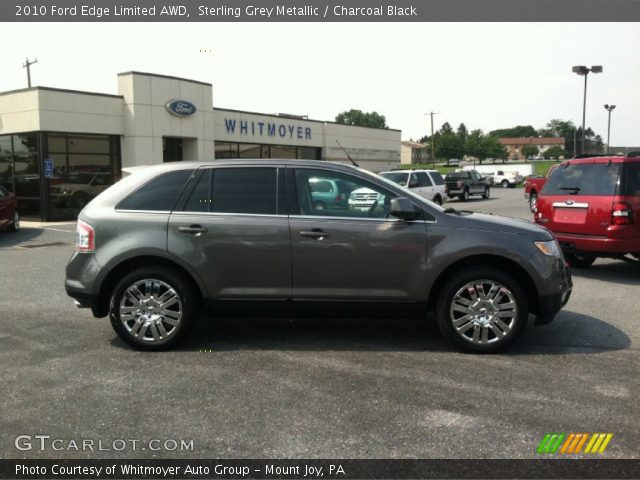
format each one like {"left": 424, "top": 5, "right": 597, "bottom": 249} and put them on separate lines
{"left": 534, "top": 240, "right": 561, "bottom": 257}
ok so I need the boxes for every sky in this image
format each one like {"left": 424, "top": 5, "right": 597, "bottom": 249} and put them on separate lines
{"left": 1, "top": 22, "right": 639, "bottom": 145}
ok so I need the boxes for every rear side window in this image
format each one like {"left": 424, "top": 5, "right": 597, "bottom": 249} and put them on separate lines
{"left": 430, "top": 172, "right": 444, "bottom": 185}
{"left": 619, "top": 162, "right": 640, "bottom": 196}
{"left": 447, "top": 172, "right": 469, "bottom": 179}
{"left": 416, "top": 172, "right": 432, "bottom": 187}
{"left": 212, "top": 168, "right": 277, "bottom": 215}
{"left": 542, "top": 163, "right": 621, "bottom": 196}
{"left": 117, "top": 169, "right": 193, "bottom": 211}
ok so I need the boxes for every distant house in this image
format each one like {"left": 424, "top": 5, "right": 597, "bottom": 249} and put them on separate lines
{"left": 499, "top": 137, "right": 565, "bottom": 160}
{"left": 401, "top": 140, "right": 428, "bottom": 164}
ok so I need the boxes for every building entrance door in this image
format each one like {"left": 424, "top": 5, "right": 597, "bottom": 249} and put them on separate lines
{"left": 163, "top": 137, "right": 183, "bottom": 162}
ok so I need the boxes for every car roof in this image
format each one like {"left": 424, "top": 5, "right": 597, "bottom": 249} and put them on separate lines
{"left": 564, "top": 156, "right": 640, "bottom": 165}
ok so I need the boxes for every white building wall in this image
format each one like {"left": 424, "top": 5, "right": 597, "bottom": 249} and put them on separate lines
{"left": 0, "top": 90, "right": 42, "bottom": 134}
{"left": 117, "top": 72, "right": 215, "bottom": 167}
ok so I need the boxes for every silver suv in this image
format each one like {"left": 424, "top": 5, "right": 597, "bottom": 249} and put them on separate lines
{"left": 65, "top": 160, "right": 572, "bottom": 353}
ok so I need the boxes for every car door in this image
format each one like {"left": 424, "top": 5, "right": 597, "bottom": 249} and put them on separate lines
{"left": 288, "top": 167, "right": 429, "bottom": 301}
{"left": 415, "top": 171, "right": 434, "bottom": 200}
{"left": 471, "top": 171, "right": 484, "bottom": 193}
{"left": 167, "top": 166, "right": 292, "bottom": 299}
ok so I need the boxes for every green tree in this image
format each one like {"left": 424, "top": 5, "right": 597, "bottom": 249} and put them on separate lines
{"left": 435, "top": 132, "right": 464, "bottom": 160}
{"left": 335, "top": 109, "right": 388, "bottom": 129}
{"left": 481, "top": 136, "right": 508, "bottom": 160}
{"left": 463, "top": 129, "right": 485, "bottom": 159}
{"left": 522, "top": 145, "right": 540, "bottom": 158}
{"left": 439, "top": 122, "right": 454, "bottom": 135}
{"left": 456, "top": 123, "right": 468, "bottom": 143}
{"left": 543, "top": 146, "right": 567, "bottom": 159}
{"left": 489, "top": 125, "right": 538, "bottom": 138}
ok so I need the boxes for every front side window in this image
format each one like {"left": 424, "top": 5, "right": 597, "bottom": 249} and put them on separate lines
{"left": 117, "top": 169, "right": 194, "bottom": 211}
{"left": 543, "top": 163, "right": 621, "bottom": 196}
{"left": 294, "top": 169, "right": 396, "bottom": 219}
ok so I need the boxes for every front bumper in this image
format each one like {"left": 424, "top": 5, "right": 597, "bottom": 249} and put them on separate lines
{"left": 534, "top": 260, "right": 572, "bottom": 325}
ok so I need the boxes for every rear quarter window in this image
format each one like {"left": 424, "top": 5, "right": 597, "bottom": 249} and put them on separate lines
{"left": 116, "top": 169, "right": 194, "bottom": 211}
{"left": 620, "top": 162, "right": 640, "bottom": 196}
{"left": 542, "top": 163, "right": 621, "bottom": 196}
{"left": 430, "top": 172, "right": 445, "bottom": 185}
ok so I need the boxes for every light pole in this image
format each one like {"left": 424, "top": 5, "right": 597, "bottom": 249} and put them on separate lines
{"left": 604, "top": 104, "right": 616, "bottom": 154}
{"left": 425, "top": 111, "right": 439, "bottom": 168}
{"left": 572, "top": 65, "right": 602, "bottom": 155}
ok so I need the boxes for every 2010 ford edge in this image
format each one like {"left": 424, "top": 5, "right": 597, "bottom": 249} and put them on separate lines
{"left": 65, "top": 160, "right": 572, "bottom": 353}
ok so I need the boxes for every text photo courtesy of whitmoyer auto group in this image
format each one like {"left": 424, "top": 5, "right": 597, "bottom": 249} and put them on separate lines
{"left": 1, "top": 1, "right": 639, "bottom": 479}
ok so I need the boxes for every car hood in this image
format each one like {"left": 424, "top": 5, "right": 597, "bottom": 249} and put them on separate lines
{"left": 444, "top": 211, "right": 553, "bottom": 239}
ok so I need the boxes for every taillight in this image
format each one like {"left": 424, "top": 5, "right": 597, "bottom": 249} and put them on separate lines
{"left": 335, "top": 194, "right": 343, "bottom": 202}
{"left": 611, "top": 202, "right": 633, "bottom": 226}
{"left": 75, "top": 220, "right": 95, "bottom": 252}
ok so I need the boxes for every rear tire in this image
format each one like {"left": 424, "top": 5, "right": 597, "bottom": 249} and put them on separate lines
{"left": 459, "top": 188, "right": 470, "bottom": 202}
{"left": 109, "top": 266, "right": 198, "bottom": 350}
{"left": 501, "top": 180, "right": 509, "bottom": 188}
{"left": 433, "top": 195, "right": 443, "bottom": 206}
{"left": 529, "top": 193, "right": 538, "bottom": 212}
{"left": 565, "top": 253, "right": 596, "bottom": 268}
{"left": 435, "top": 267, "right": 528, "bottom": 353}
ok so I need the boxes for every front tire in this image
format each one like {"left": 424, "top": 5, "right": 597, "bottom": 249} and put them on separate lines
{"left": 435, "top": 267, "right": 528, "bottom": 353}
{"left": 8, "top": 211, "right": 19, "bottom": 232}
{"left": 482, "top": 187, "right": 490, "bottom": 199}
{"left": 109, "top": 267, "right": 197, "bottom": 350}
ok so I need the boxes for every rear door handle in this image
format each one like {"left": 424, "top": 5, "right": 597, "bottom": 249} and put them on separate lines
{"left": 178, "top": 225, "right": 208, "bottom": 235}
{"left": 300, "top": 229, "right": 329, "bottom": 239}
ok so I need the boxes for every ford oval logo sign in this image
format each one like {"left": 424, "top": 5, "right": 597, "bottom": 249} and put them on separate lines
{"left": 166, "top": 99, "right": 197, "bottom": 117}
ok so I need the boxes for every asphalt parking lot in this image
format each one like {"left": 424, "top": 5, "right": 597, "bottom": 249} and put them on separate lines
{"left": 1, "top": 187, "right": 638, "bottom": 459}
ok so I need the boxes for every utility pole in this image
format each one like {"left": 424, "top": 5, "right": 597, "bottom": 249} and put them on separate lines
{"left": 425, "top": 111, "right": 439, "bottom": 168}
{"left": 23, "top": 57, "right": 38, "bottom": 87}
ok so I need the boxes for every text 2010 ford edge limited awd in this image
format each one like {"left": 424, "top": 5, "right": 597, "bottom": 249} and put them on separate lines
{"left": 65, "top": 160, "right": 572, "bottom": 352}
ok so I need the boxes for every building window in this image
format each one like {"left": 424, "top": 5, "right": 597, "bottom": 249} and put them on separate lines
{"left": 0, "top": 133, "right": 42, "bottom": 218}
{"left": 214, "top": 142, "right": 321, "bottom": 160}
{"left": 45, "top": 132, "right": 121, "bottom": 221}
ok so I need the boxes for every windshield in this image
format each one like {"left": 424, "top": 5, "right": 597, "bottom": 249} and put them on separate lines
{"left": 379, "top": 172, "right": 409, "bottom": 186}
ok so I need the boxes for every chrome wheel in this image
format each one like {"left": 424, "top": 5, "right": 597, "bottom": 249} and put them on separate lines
{"left": 449, "top": 279, "right": 518, "bottom": 345}
{"left": 119, "top": 279, "right": 183, "bottom": 343}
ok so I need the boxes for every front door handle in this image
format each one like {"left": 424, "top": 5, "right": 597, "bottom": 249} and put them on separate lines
{"left": 178, "top": 225, "right": 208, "bottom": 235}
{"left": 300, "top": 229, "right": 328, "bottom": 239}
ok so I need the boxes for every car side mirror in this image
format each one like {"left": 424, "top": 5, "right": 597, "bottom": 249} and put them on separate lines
{"left": 389, "top": 197, "right": 420, "bottom": 221}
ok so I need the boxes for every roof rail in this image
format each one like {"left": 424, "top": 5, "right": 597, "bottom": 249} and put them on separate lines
{"left": 572, "top": 154, "right": 611, "bottom": 159}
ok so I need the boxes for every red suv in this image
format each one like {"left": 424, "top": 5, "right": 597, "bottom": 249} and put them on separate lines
{"left": 534, "top": 154, "right": 640, "bottom": 267}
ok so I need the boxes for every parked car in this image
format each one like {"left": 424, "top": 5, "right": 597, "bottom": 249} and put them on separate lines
{"left": 446, "top": 158, "right": 461, "bottom": 167}
{"left": 379, "top": 169, "right": 446, "bottom": 205}
{"left": 445, "top": 170, "right": 490, "bottom": 201}
{"left": 0, "top": 185, "right": 20, "bottom": 232}
{"left": 524, "top": 164, "right": 559, "bottom": 212}
{"left": 51, "top": 172, "right": 115, "bottom": 208}
{"left": 493, "top": 170, "right": 523, "bottom": 189}
{"left": 534, "top": 154, "right": 640, "bottom": 267}
{"left": 309, "top": 177, "right": 353, "bottom": 211}
{"left": 65, "top": 159, "right": 572, "bottom": 353}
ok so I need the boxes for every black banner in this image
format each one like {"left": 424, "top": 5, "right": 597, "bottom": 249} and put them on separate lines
{"left": 5, "top": 0, "right": 640, "bottom": 22}
{"left": 3, "top": 459, "right": 640, "bottom": 479}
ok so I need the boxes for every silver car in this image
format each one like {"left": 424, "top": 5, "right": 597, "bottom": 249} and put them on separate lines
{"left": 66, "top": 160, "right": 572, "bottom": 352}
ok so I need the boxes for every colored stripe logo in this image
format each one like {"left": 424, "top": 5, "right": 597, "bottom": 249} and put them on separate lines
{"left": 537, "top": 433, "right": 613, "bottom": 454}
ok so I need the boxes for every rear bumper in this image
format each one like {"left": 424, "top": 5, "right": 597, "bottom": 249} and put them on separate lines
{"left": 556, "top": 233, "right": 640, "bottom": 255}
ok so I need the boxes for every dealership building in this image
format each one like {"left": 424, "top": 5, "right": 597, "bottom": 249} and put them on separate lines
{"left": 0, "top": 71, "right": 401, "bottom": 221}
